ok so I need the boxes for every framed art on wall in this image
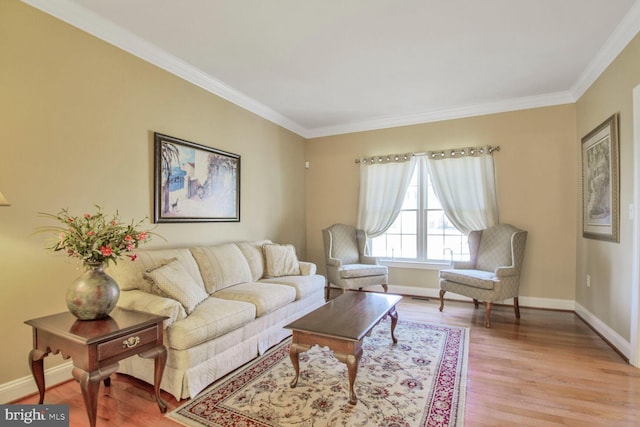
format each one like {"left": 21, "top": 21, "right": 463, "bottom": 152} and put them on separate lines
{"left": 581, "top": 113, "right": 619, "bottom": 242}
{"left": 154, "top": 133, "right": 240, "bottom": 223}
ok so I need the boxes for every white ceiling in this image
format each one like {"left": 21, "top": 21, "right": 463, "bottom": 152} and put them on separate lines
{"left": 23, "top": 0, "right": 640, "bottom": 138}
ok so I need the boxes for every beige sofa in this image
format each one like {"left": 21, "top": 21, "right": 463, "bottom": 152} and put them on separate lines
{"left": 106, "top": 240, "right": 325, "bottom": 400}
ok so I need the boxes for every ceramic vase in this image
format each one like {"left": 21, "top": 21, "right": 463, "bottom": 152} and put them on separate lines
{"left": 66, "top": 262, "right": 120, "bottom": 320}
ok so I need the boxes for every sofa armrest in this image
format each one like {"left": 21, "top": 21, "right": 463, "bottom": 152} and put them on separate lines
{"left": 118, "top": 289, "right": 187, "bottom": 328}
{"left": 298, "top": 261, "right": 316, "bottom": 276}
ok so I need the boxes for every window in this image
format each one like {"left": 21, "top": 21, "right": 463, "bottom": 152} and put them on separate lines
{"left": 370, "top": 161, "right": 469, "bottom": 263}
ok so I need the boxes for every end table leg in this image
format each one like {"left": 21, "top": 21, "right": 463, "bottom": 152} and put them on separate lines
{"left": 72, "top": 368, "right": 99, "bottom": 427}
{"left": 72, "top": 364, "right": 119, "bottom": 427}
{"left": 28, "top": 349, "right": 47, "bottom": 404}
{"left": 155, "top": 347, "right": 168, "bottom": 413}
{"left": 139, "top": 346, "right": 168, "bottom": 413}
{"left": 389, "top": 307, "right": 399, "bottom": 344}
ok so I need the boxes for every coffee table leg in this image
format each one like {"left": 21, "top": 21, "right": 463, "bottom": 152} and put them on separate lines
{"left": 334, "top": 345, "right": 362, "bottom": 405}
{"left": 346, "top": 354, "right": 359, "bottom": 405}
{"left": 389, "top": 307, "right": 399, "bottom": 344}
{"left": 289, "top": 342, "right": 302, "bottom": 388}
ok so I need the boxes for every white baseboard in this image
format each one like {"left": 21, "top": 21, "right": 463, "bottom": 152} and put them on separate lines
{"left": 575, "top": 302, "right": 631, "bottom": 359}
{"left": 0, "top": 361, "right": 73, "bottom": 404}
{"left": 387, "top": 285, "right": 443, "bottom": 299}
{"left": 388, "top": 285, "right": 576, "bottom": 310}
{"left": 389, "top": 284, "right": 627, "bottom": 357}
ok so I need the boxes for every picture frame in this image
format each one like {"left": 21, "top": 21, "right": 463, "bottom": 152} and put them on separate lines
{"left": 154, "top": 133, "right": 240, "bottom": 223}
{"left": 581, "top": 113, "right": 619, "bottom": 242}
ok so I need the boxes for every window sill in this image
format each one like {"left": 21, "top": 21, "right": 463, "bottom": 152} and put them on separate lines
{"left": 378, "top": 260, "right": 451, "bottom": 270}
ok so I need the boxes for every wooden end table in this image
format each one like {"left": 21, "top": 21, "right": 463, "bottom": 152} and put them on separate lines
{"left": 284, "top": 291, "right": 402, "bottom": 405}
{"left": 25, "top": 308, "right": 168, "bottom": 427}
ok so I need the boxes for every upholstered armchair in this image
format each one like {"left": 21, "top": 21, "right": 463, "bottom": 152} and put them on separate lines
{"left": 439, "top": 223, "right": 527, "bottom": 328}
{"left": 322, "top": 223, "right": 388, "bottom": 300}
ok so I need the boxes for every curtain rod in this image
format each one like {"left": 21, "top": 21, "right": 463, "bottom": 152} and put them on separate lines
{"left": 354, "top": 145, "right": 500, "bottom": 164}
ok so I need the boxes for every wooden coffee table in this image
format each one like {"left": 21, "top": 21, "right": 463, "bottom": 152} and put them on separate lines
{"left": 284, "top": 291, "right": 402, "bottom": 405}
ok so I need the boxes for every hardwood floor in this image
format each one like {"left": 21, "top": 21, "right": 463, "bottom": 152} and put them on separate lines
{"left": 13, "top": 295, "right": 640, "bottom": 426}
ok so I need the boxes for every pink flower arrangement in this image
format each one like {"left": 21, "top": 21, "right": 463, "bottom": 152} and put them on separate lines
{"left": 38, "top": 206, "right": 158, "bottom": 267}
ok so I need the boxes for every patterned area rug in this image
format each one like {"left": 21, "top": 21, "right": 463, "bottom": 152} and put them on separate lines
{"left": 168, "top": 319, "right": 468, "bottom": 427}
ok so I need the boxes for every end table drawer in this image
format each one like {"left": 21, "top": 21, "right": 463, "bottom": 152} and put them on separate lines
{"left": 98, "top": 326, "right": 158, "bottom": 360}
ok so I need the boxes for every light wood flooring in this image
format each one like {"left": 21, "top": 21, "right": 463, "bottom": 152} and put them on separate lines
{"left": 13, "top": 294, "right": 640, "bottom": 426}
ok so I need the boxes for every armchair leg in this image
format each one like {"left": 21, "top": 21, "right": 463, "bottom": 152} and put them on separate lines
{"left": 439, "top": 290, "right": 446, "bottom": 312}
{"left": 325, "top": 282, "right": 330, "bottom": 301}
{"left": 514, "top": 297, "right": 521, "bottom": 319}
{"left": 484, "top": 302, "right": 492, "bottom": 328}
{"left": 381, "top": 283, "right": 388, "bottom": 293}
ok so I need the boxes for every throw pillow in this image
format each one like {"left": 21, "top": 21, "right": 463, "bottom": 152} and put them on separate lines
{"left": 190, "top": 244, "right": 252, "bottom": 293}
{"left": 263, "top": 243, "right": 301, "bottom": 278}
{"left": 143, "top": 258, "right": 209, "bottom": 315}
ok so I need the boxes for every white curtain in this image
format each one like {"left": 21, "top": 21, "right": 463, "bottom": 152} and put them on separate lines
{"left": 424, "top": 153, "right": 499, "bottom": 235}
{"left": 357, "top": 156, "right": 417, "bottom": 237}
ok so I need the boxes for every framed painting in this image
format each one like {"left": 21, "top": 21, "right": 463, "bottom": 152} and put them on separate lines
{"left": 154, "top": 133, "right": 240, "bottom": 223}
{"left": 581, "top": 113, "right": 619, "bottom": 242}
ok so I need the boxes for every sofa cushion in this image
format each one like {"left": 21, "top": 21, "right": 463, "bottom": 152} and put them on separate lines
{"left": 236, "top": 240, "right": 272, "bottom": 281}
{"left": 166, "top": 297, "right": 256, "bottom": 351}
{"left": 259, "top": 274, "right": 325, "bottom": 300}
{"left": 439, "top": 268, "right": 496, "bottom": 290}
{"left": 143, "top": 258, "right": 209, "bottom": 315}
{"left": 106, "top": 248, "right": 204, "bottom": 293}
{"left": 263, "top": 243, "right": 301, "bottom": 278}
{"left": 191, "top": 244, "right": 252, "bottom": 293}
{"left": 214, "top": 282, "right": 296, "bottom": 317}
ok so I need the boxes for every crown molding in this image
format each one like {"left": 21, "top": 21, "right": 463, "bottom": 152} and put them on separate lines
{"left": 305, "top": 92, "right": 576, "bottom": 138}
{"left": 21, "top": 0, "right": 309, "bottom": 138}
{"left": 571, "top": 0, "right": 640, "bottom": 100}
{"left": 21, "top": 0, "right": 640, "bottom": 140}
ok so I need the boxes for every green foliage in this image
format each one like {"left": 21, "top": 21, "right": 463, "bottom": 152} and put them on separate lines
{"left": 37, "top": 206, "right": 160, "bottom": 267}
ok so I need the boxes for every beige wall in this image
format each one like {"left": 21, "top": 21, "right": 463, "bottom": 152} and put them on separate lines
{"left": 576, "top": 33, "right": 640, "bottom": 341}
{"left": 0, "top": 1, "right": 307, "bottom": 384}
{"left": 305, "top": 105, "right": 578, "bottom": 303}
{"left": 4, "top": 0, "right": 639, "bottom": 398}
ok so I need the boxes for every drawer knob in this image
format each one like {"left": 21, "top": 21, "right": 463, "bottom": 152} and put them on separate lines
{"left": 122, "top": 336, "right": 141, "bottom": 348}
